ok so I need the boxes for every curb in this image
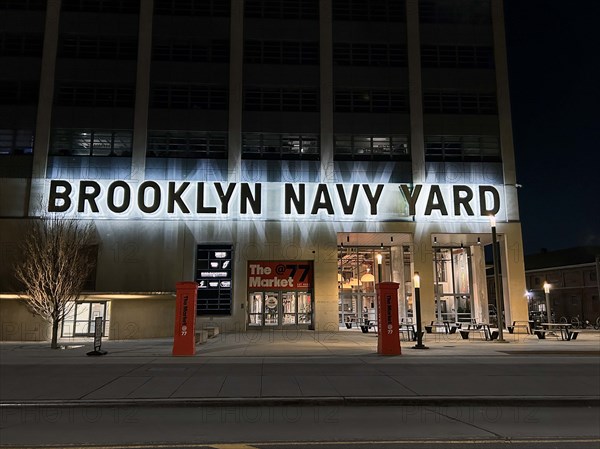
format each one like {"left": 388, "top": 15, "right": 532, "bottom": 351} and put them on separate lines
{"left": 2, "top": 396, "right": 599, "bottom": 408}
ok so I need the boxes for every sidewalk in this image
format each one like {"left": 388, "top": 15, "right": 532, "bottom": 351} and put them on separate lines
{"left": 1, "top": 329, "right": 599, "bottom": 407}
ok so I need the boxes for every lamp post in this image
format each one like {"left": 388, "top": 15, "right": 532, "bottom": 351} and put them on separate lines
{"left": 376, "top": 253, "right": 383, "bottom": 282}
{"left": 490, "top": 215, "right": 506, "bottom": 342}
{"left": 412, "top": 272, "right": 428, "bottom": 349}
{"left": 543, "top": 282, "right": 552, "bottom": 324}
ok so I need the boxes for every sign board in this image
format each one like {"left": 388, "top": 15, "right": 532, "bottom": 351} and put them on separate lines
{"left": 196, "top": 245, "right": 233, "bottom": 315}
{"left": 42, "top": 180, "right": 508, "bottom": 223}
{"left": 172, "top": 281, "right": 198, "bottom": 356}
{"left": 93, "top": 316, "right": 103, "bottom": 351}
{"left": 248, "top": 261, "right": 314, "bottom": 291}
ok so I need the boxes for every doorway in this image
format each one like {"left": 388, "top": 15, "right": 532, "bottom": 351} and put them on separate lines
{"left": 433, "top": 247, "right": 475, "bottom": 323}
{"left": 248, "top": 291, "right": 312, "bottom": 328}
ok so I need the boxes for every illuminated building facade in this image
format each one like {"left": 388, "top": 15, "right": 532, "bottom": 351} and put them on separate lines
{"left": 0, "top": 0, "right": 528, "bottom": 340}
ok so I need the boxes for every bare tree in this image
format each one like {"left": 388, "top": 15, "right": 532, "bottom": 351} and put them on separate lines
{"left": 14, "top": 215, "right": 96, "bottom": 349}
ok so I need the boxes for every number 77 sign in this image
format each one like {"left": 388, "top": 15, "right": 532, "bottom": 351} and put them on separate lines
{"left": 248, "top": 261, "right": 314, "bottom": 290}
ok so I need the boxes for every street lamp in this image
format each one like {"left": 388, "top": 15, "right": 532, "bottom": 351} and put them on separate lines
{"left": 412, "top": 272, "right": 428, "bottom": 349}
{"left": 543, "top": 282, "right": 552, "bottom": 324}
{"left": 376, "top": 253, "right": 383, "bottom": 282}
{"left": 490, "top": 215, "right": 506, "bottom": 342}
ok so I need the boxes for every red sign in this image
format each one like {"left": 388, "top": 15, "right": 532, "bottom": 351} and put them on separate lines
{"left": 248, "top": 261, "right": 313, "bottom": 291}
{"left": 376, "top": 282, "right": 401, "bottom": 355}
{"left": 172, "top": 281, "right": 197, "bottom": 356}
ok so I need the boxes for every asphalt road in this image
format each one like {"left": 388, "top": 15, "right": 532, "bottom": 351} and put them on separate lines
{"left": 1, "top": 405, "right": 599, "bottom": 448}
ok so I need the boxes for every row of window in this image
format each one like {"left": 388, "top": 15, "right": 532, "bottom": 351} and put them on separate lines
{"left": 153, "top": 39, "right": 228, "bottom": 63}
{"left": 148, "top": 130, "right": 227, "bottom": 158}
{"left": 0, "top": 33, "right": 43, "bottom": 57}
{"left": 58, "top": 35, "right": 138, "bottom": 60}
{"left": 0, "top": 0, "right": 45, "bottom": 10}
{"left": 0, "top": 81, "right": 39, "bottom": 105}
{"left": 151, "top": 85, "right": 228, "bottom": 110}
{"left": 55, "top": 84, "right": 135, "bottom": 107}
{"left": 62, "top": 0, "right": 139, "bottom": 14}
{"left": 245, "top": 0, "right": 318, "bottom": 20}
{"left": 154, "top": 0, "right": 229, "bottom": 17}
{"left": 1, "top": 0, "right": 492, "bottom": 25}
{"left": 335, "top": 90, "right": 409, "bottom": 113}
{"left": 425, "top": 135, "right": 501, "bottom": 161}
{"left": 421, "top": 45, "right": 494, "bottom": 69}
{"left": 333, "top": 0, "right": 406, "bottom": 22}
{"left": 4, "top": 128, "right": 501, "bottom": 163}
{"left": 0, "top": 129, "right": 34, "bottom": 155}
{"left": 50, "top": 129, "right": 133, "bottom": 156}
{"left": 419, "top": 0, "right": 491, "bottom": 24}
{"left": 334, "top": 135, "right": 409, "bottom": 160}
{"left": 244, "top": 88, "right": 318, "bottom": 112}
{"left": 245, "top": 40, "right": 318, "bottom": 65}
{"left": 52, "top": 35, "right": 493, "bottom": 72}
{"left": 334, "top": 43, "right": 407, "bottom": 67}
{"left": 423, "top": 91, "right": 497, "bottom": 115}
{"left": 242, "top": 133, "right": 319, "bottom": 160}
{"left": 7, "top": 82, "right": 495, "bottom": 115}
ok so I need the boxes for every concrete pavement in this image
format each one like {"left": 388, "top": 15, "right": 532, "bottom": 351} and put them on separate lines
{"left": 1, "top": 329, "right": 599, "bottom": 407}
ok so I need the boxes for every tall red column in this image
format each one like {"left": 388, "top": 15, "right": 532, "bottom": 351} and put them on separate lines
{"left": 172, "top": 281, "right": 198, "bottom": 356}
{"left": 376, "top": 282, "right": 401, "bottom": 355}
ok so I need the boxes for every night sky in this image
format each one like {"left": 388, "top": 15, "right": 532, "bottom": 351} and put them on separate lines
{"left": 503, "top": 1, "right": 600, "bottom": 254}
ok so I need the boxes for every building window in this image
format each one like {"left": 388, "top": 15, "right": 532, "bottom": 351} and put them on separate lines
{"left": 150, "top": 84, "right": 228, "bottom": 110}
{"left": 333, "top": 43, "right": 407, "bottom": 67}
{"left": 334, "top": 135, "right": 409, "bottom": 161}
{"left": 421, "top": 45, "right": 494, "bottom": 69}
{"left": 0, "top": 81, "right": 39, "bottom": 105}
{"left": 244, "top": 88, "right": 318, "bottom": 112}
{"left": 153, "top": 39, "right": 229, "bottom": 63}
{"left": 425, "top": 135, "right": 500, "bottom": 162}
{"left": 55, "top": 84, "right": 135, "bottom": 107}
{"left": 335, "top": 89, "right": 409, "bottom": 113}
{"left": 242, "top": 133, "right": 319, "bottom": 160}
{"left": 0, "top": 33, "right": 43, "bottom": 57}
{"left": 244, "top": 40, "right": 319, "bottom": 65}
{"left": 147, "top": 130, "right": 227, "bottom": 159}
{"left": 423, "top": 91, "right": 497, "bottom": 114}
{"left": 61, "top": 0, "right": 139, "bottom": 14}
{"left": 419, "top": 0, "right": 491, "bottom": 24}
{"left": 0, "top": 0, "right": 45, "bottom": 10}
{"left": 333, "top": 0, "right": 406, "bottom": 22}
{"left": 0, "top": 129, "right": 34, "bottom": 155}
{"left": 58, "top": 35, "right": 138, "bottom": 60}
{"left": 154, "top": 0, "right": 229, "bottom": 16}
{"left": 50, "top": 129, "right": 132, "bottom": 156}
{"left": 244, "top": 0, "right": 318, "bottom": 20}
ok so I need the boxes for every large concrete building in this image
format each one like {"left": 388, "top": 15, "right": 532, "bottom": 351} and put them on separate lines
{"left": 0, "top": 0, "right": 528, "bottom": 341}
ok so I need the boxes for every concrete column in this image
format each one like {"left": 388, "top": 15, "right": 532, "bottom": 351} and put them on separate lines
{"left": 131, "top": 0, "right": 154, "bottom": 181}
{"left": 228, "top": 0, "right": 244, "bottom": 182}
{"left": 499, "top": 223, "right": 528, "bottom": 323}
{"left": 29, "top": 0, "right": 61, "bottom": 213}
{"left": 391, "top": 245, "right": 407, "bottom": 318}
{"left": 491, "top": 0, "right": 517, "bottom": 188}
{"left": 412, "top": 231, "right": 435, "bottom": 325}
{"left": 406, "top": 0, "right": 425, "bottom": 184}
{"left": 319, "top": 0, "right": 334, "bottom": 183}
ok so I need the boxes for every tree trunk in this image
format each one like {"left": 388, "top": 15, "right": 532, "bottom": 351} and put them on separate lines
{"left": 51, "top": 318, "right": 60, "bottom": 349}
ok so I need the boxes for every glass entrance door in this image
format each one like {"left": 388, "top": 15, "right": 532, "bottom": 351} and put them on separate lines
{"left": 434, "top": 247, "right": 474, "bottom": 323}
{"left": 74, "top": 302, "right": 107, "bottom": 336}
{"left": 248, "top": 291, "right": 312, "bottom": 327}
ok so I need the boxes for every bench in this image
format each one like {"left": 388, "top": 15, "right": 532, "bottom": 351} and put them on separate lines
{"left": 534, "top": 329, "right": 560, "bottom": 339}
{"left": 507, "top": 320, "right": 533, "bottom": 334}
{"left": 568, "top": 330, "right": 580, "bottom": 340}
{"left": 459, "top": 326, "right": 498, "bottom": 340}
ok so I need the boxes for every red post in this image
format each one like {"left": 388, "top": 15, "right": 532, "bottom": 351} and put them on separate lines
{"left": 172, "top": 281, "right": 198, "bottom": 356}
{"left": 376, "top": 282, "right": 401, "bottom": 355}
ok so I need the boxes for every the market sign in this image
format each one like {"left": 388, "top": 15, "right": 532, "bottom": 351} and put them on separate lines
{"left": 44, "top": 180, "right": 504, "bottom": 221}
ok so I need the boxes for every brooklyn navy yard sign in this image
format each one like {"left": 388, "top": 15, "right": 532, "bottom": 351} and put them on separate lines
{"left": 45, "top": 180, "right": 503, "bottom": 221}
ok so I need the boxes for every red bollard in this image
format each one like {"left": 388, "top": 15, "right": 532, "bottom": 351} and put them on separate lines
{"left": 172, "top": 281, "right": 198, "bottom": 356}
{"left": 376, "top": 282, "right": 401, "bottom": 355}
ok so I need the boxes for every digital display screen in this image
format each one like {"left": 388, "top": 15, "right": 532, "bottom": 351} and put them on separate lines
{"left": 195, "top": 244, "right": 233, "bottom": 315}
